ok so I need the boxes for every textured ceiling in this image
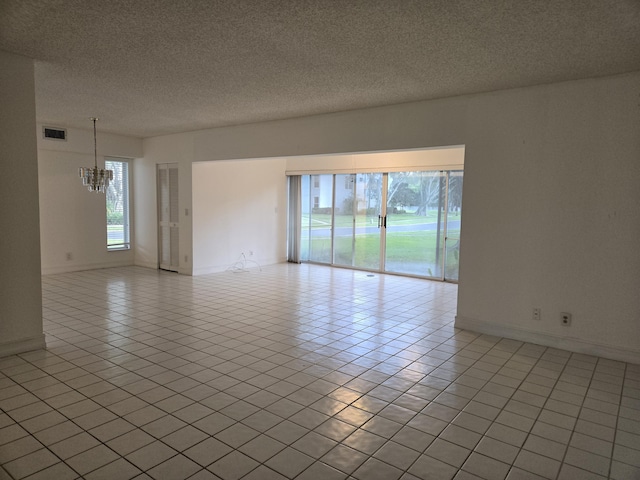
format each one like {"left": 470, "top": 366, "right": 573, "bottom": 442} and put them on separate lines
{"left": 1, "top": 0, "right": 639, "bottom": 138}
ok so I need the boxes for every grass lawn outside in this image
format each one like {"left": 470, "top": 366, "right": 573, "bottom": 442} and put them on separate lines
{"left": 302, "top": 226, "right": 461, "bottom": 279}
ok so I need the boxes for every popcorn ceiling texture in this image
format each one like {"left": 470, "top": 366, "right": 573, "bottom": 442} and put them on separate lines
{"left": 1, "top": 0, "right": 639, "bottom": 137}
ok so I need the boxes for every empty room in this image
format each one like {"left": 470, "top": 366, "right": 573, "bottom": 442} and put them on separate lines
{"left": 1, "top": 2, "right": 639, "bottom": 480}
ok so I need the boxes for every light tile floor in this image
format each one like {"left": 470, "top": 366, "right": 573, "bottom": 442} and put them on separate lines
{"left": 1, "top": 264, "right": 639, "bottom": 480}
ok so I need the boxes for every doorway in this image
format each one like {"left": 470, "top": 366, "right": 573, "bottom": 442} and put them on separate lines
{"left": 157, "top": 163, "right": 179, "bottom": 272}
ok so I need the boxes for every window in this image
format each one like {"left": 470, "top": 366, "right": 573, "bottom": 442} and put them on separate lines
{"left": 313, "top": 175, "right": 320, "bottom": 188}
{"left": 106, "top": 159, "right": 131, "bottom": 250}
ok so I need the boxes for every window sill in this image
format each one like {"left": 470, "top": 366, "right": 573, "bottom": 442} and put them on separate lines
{"left": 107, "top": 246, "right": 131, "bottom": 252}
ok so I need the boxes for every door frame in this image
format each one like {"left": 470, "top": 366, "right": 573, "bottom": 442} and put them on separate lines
{"left": 157, "top": 163, "right": 179, "bottom": 272}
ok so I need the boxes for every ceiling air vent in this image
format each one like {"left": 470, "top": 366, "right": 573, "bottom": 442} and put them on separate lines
{"left": 43, "top": 126, "right": 67, "bottom": 141}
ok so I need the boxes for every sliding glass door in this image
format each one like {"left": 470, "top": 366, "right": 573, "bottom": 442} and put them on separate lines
{"left": 333, "top": 173, "right": 383, "bottom": 270}
{"left": 444, "top": 170, "right": 463, "bottom": 281}
{"left": 296, "top": 170, "right": 463, "bottom": 281}
{"left": 385, "top": 171, "right": 445, "bottom": 277}
{"left": 301, "top": 174, "right": 334, "bottom": 263}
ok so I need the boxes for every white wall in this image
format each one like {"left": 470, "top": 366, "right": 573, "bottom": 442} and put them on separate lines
{"left": 38, "top": 125, "right": 143, "bottom": 274}
{"left": 456, "top": 74, "right": 640, "bottom": 363}
{"left": 0, "top": 51, "right": 45, "bottom": 356}
{"left": 285, "top": 146, "right": 465, "bottom": 174}
{"left": 192, "top": 159, "right": 287, "bottom": 274}
{"left": 139, "top": 71, "right": 639, "bottom": 363}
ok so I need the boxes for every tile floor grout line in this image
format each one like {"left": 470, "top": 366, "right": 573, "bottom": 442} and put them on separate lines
{"left": 607, "top": 360, "right": 627, "bottom": 480}
{"left": 535, "top": 351, "right": 597, "bottom": 480}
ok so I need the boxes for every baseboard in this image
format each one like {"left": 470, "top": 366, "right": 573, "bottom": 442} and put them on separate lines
{"left": 192, "top": 264, "right": 256, "bottom": 275}
{"left": 42, "top": 260, "right": 134, "bottom": 275}
{"left": 455, "top": 316, "right": 640, "bottom": 365}
{"left": 178, "top": 266, "right": 193, "bottom": 276}
{"left": 193, "top": 258, "right": 285, "bottom": 276}
{"left": 134, "top": 260, "right": 158, "bottom": 270}
{"left": 0, "top": 334, "right": 46, "bottom": 358}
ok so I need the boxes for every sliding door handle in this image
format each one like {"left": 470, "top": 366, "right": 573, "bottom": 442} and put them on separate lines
{"left": 378, "top": 215, "right": 381, "bottom": 228}
{"left": 383, "top": 216, "right": 387, "bottom": 228}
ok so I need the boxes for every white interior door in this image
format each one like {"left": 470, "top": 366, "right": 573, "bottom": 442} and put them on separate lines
{"left": 158, "top": 163, "right": 179, "bottom": 272}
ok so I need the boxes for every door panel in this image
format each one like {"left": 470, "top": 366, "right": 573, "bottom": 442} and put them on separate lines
{"left": 333, "top": 174, "right": 356, "bottom": 266}
{"left": 301, "top": 174, "right": 334, "bottom": 263}
{"left": 158, "top": 163, "right": 179, "bottom": 272}
{"left": 444, "top": 170, "right": 463, "bottom": 281}
{"left": 353, "top": 173, "right": 383, "bottom": 270}
{"left": 385, "top": 171, "right": 445, "bottom": 278}
{"left": 332, "top": 173, "right": 383, "bottom": 269}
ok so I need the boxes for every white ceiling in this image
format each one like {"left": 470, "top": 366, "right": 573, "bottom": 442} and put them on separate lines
{"left": 1, "top": 0, "right": 639, "bottom": 138}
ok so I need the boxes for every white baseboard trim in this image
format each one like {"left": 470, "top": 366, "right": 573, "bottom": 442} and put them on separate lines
{"left": 455, "top": 316, "right": 640, "bottom": 365}
{"left": 134, "top": 261, "right": 158, "bottom": 270}
{"left": 192, "top": 264, "right": 257, "bottom": 276}
{"left": 192, "top": 258, "right": 285, "bottom": 276}
{"left": 42, "top": 260, "right": 134, "bottom": 276}
{"left": 0, "top": 334, "right": 46, "bottom": 358}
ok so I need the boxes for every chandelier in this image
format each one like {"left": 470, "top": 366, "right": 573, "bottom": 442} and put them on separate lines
{"left": 79, "top": 117, "right": 113, "bottom": 192}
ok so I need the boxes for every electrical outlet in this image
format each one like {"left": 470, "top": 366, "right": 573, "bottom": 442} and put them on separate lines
{"left": 561, "top": 312, "right": 572, "bottom": 326}
{"left": 184, "top": 255, "right": 188, "bottom": 263}
{"left": 66, "top": 252, "right": 72, "bottom": 261}
{"left": 532, "top": 308, "right": 541, "bottom": 321}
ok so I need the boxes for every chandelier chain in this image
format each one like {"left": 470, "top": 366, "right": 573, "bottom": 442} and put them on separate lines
{"left": 78, "top": 117, "right": 113, "bottom": 193}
